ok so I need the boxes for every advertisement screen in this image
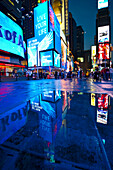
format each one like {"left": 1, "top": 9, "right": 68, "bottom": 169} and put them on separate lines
{"left": 30, "top": 95, "right": 40, "bottom": 112}
{"left": 91, "top": 46, "right": 96, "bottom": 59}
{"left": 0, "top": 11, "right": 25, "bottom": 58}
{"left": 98, "top": 43, "right": 110, "bottom": 59}
{"left": 42, "top": 91, "right": 55, "bottom": 102}
{"left": 27, "top": 37, "right": 39, "bottom": 67}
{"left": 61, "top": 39, "right": 67, "bottom": 69}
{"left": 54, "top": 51, "right": 60, "bottom": 67}
{"left": 98, "top": 94, "right": 108, "bottom": 109}
{"left": 40, "top": 50, "right": 53, "bottom": 66}
{"left": 38, "top": 31, "right": 54, "bottom": 52}
{"left": 34, "top": 1, "right": 49, "bottom": 40}
{"left": 91, "top": 93, "right": 96, "bottom": 106}
{"left": 98, "top": 25, "right": 109, "bottom": 43}
{"left": 98, "top": 0, "right": 108, "bottom": 9}
{"left": 97, "top": 109, "right": 108, "bottom": 124}
{"left": 55, "top": 32, "right": 61, "bottom": 54}
{"left": 49, "top": 4, "right": 55, "bottom": 32}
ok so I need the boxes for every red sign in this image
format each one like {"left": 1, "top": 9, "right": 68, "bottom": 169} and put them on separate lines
{"left": 98, "top": 43, "right": 109, "bottom": 59}
{"left": 98, "top": 94, "right": 108, "bottom": 109}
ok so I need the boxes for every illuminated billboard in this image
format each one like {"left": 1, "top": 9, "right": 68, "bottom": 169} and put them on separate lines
{"left": 98, "top": 0, "right": 108, "bottom": 9}
{"left": 91, "top": 93, "right": 96, "bottom": 106}
{"left": 38, "top": 31, "right": 54, "bottom": 52}
{"left": 34, "top": 1, "right": 49, "bottom": 40}
{"left": 98, "top": 94, "right": 108, "bottom": 109}
{"left": 98, "top": 25, "right": 109, "bottom": 43}
{"left": 98, "top": 43, "right": 110, "bottom": 59}
{"left": 27, "top": 37, "right": 39, "bottom": 67}
{"left": 40, "top": 50, "right": 53, "bottom": 66}
{"left": 91, "top": 46, "right": 96, "bottom": 59}
{"left": 61, "top": 39, "right": 67, "bottom": 69}
{"left": 0, "top": 11, "right": 25, "bottom": 58}
{"left": 49, "top": 4, "right": 55, "bottom": 32}
{"left": 97, "top": 109, "right": 108, "bottom": 124}
{"left": 54, "top": 51, "right": 60, "bottom": 67}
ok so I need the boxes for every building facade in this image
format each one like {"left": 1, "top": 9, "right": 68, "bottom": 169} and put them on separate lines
{"left": 96, "top": 0, "right": 111, "bottom": 68}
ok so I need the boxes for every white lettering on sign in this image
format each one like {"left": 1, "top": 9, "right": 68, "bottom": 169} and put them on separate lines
{"left": 35, "top": 13, "right": 47, "bottom": 37}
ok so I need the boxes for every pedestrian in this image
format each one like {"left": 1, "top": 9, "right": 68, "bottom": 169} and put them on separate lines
{"left": 110, "top": 67, "right": 113, "bottom": 81}
{"left": 106, "top": 68, "right": 109, "bottom": 81}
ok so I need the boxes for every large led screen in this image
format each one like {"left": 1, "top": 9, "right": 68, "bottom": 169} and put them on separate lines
{"left": 98, "top": 25, "right": 109, "bottom": 43}
{"left": 55, "top": 32, "right": 61, "bottom": 54}
{"left": 91, "top": 46, "right": 96, "bottom": 59}
{"left": 0, "top": 11, "right": 25, "bottom": 58}
{"left": 98, "top": 0, "right": 108, "bottom": 9}
{"left": 38, "top": 31, "right": 54, "bottom": 52}
{"left": 27, "top": 37, "right": 39, "bottom": 67}
{"left": 40, "top": 50, "right": 53, "bottom": 66}
{"left": 98, "top": 43, "right": 110, "bottom": 59}
{"left": 54, "top": 51, "right": 60, "bottom": 67}
{"left": 34, "top": 1, "right": 49, "bottom": 40}
{"left": 49, "top": 4, "right": 55, "bottom": 32}
{"left": 61, "top": 39, "right": 67, "bottom": 69}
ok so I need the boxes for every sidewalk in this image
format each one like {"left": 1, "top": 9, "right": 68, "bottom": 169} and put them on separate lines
{"left": 0, "top": 76, "right": 33, "bottom": 82}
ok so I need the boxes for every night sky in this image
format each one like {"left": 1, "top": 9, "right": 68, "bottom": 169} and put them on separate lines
{"left": 69, "top": 0, "right": 113, "bottom": 50}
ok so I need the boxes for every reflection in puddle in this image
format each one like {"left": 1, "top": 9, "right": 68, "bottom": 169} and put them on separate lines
{"left": 0, "top": 91, "right": 113, "bottom": 169}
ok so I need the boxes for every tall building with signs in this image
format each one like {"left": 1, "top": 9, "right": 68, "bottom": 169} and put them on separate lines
{"left": 96, "top": 0, "right": 111, "bottom": 68}
{"left": 52, "top": 0, "right": 69, "bottom": 38}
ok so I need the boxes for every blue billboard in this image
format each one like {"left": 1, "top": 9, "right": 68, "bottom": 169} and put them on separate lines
{"left": 38, "top": 31, "right": 54, "bottom": 52}
{"left": 34, "top": 1, "right": 49, "bottom": 40}
{"left": 27, "top": 37, "right": 39, "bottom": 67}
{"left": 40, "top": 50, "right": 53, "bottom": 66}
{"left": 54, "top": 51, "right": 60, "bottom": 67}
{"left": 0, "top": 11, "right": 25, "bottom": 58}
{"left": 55, "top": 32, "right": 61, "bottom": 54}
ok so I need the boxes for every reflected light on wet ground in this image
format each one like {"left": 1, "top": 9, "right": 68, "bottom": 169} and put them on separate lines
{"left": 0, "top": 90, "right": 113, "bottom": 169}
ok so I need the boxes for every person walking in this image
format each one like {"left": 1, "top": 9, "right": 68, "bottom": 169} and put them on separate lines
{"left": 110, "top": 67, "right": 113, "bottom": 81}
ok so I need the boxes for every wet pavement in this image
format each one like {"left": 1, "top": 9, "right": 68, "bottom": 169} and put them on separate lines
{"left": 0, "top": 78, "right": 113, "bottom": 169}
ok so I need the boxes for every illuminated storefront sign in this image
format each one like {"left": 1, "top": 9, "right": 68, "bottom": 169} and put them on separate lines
{"left": 34, "top": 1, "right": 49, "bottom": 40}
{"left": 0, "top": 55, "right": 10, "bottom": 62}
{"left": 98, "top": 0, "right": 108, "bottom": 9}
{"left": 40, "top": 50, "right": 53, "bottom": 66}
{"left": 0, "top": 11, "right": 25, "bottom": 58}
{"left": 98, "top": 43, "right": 109, "bottom": 59}
{"left": 54, "top": 51, "right": 60, "bottom": 67}
{"left": 98, "top": 25, "right": 109, "bottom": 43}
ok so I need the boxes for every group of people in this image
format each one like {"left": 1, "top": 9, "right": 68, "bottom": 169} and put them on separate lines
{"left": 92, "top": 67, "right": 113, "bottom": 81}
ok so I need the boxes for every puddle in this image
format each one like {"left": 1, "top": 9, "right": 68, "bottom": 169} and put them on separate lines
{"left": 0, "top": 91, "right": 113, "bottom": 169}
